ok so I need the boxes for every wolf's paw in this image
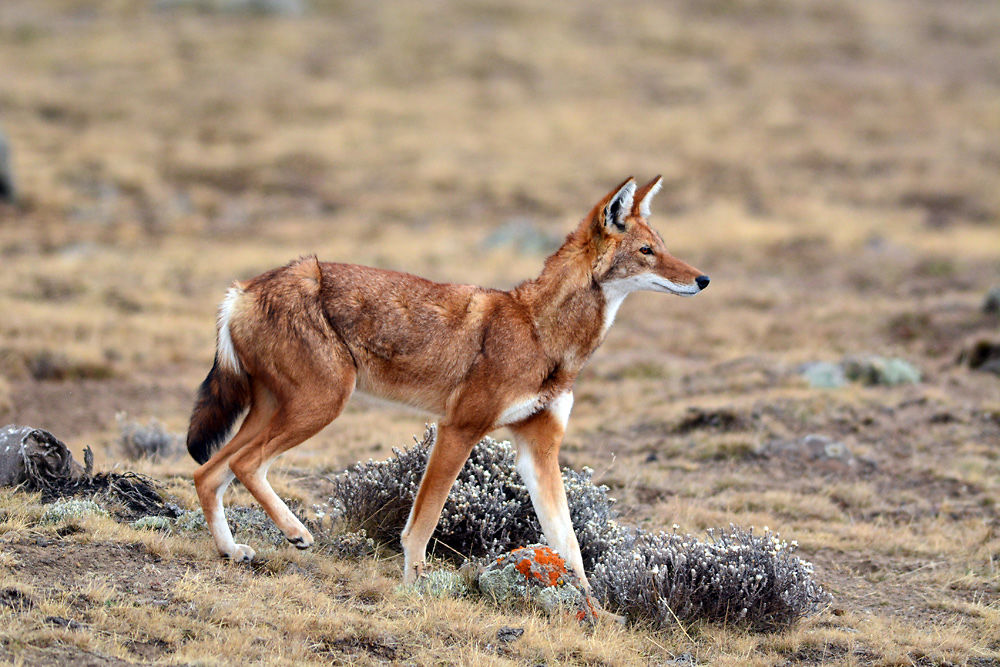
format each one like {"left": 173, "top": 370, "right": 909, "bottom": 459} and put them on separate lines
{"left": 402, "top": 559, "right": 427, "bottom": 585}
{"left": 287, "top": 533, "right": 314, "bottom": 550}
{"left": 224, "top": 544, "right": 256, "bottom": 562}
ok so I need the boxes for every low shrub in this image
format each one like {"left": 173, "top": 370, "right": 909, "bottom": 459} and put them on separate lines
{"left": 329, "top": 426, "right": 831, "bottom": 630}
{"left": 116, "top": 414, "right": 182, "bottom": 460}
{"left": 330, "top": 425, "right": 541, "bottom": 560}
{"left": 41, "top": 499, "right": 109, "bottom": 525}
{"left": 590, "top": 526, "right": 829, "bottom": 631}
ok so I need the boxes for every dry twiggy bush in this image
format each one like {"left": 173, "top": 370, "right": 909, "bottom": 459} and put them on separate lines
{"left": 116, "top": 414, "right": 182, "bottom": 460}
{"left": 330, "top": 426, "right": 830, "bottom": 630}
{"left": 330, "top": 425, "right": 540, "bottom": 559}
{"left": 590, "top": 527, "right": 830, "bottom": 631}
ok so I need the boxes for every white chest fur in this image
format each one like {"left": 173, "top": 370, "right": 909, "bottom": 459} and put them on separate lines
{"left": 495, "top": 391, "right": 573, "bottom": 428}
{"left": 496, "top": 395, "right": 545, "bottom": 426}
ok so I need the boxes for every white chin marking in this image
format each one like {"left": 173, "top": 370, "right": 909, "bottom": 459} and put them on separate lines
{"left": 217, "top": 286, "right": 243, "bottom": 372}
{"left": 600, "top": 274, "right": 699, "bottom": 335}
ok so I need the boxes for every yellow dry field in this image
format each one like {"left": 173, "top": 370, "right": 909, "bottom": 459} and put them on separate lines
{"left": 2, "top": 0, "right": 1000, "bottom": 664}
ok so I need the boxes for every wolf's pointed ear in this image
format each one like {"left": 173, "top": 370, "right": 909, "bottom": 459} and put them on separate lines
{"left": 595, "top": 177, "right": 636, "bottom": 234}
{"left": 632, "top": 175, "right": 663, "bottom": 218}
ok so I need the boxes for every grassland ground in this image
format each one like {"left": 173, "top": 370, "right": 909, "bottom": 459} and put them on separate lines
{"left": 2, "top": 0, "right": 1000, "bottom": 664}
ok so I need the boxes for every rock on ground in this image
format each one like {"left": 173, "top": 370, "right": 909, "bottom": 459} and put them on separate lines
{"left": 800, "top": 361, "right": 847, "bottom": 388}
{"left": 959, "top": 339, "right": 1000, "bottom": 375}
{"left": 983, "top": 286, "right": 1000, "bottom": 315}
{"left": 842, "top": 355, "right": 921, "bottom": 386}
{"left": 477, "top": 545, "right": 595, "bottom": 622}
{"left": 0, "top": 425, "right": 86, "bottom": 488}
{"left": 0, "top": 128, "right": 13, "bottom": 202}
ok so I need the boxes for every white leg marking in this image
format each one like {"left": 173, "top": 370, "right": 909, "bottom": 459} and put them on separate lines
{"left": 497, "top": 394, "right": 543, "bottom": 427}
{"left": 516, "top": 447, "right": 571, "bottom": 555}
{"left": 209, "top": 469, "right": 239, "bottom": 556}
{"left": 401, "top": 435, "right": 436, "bottom": 582}
{"left": 514, "top": 393, "right": 589, "bottom": 585}
{"left": 216, "top": 286, "right": 244, "bottom": 372}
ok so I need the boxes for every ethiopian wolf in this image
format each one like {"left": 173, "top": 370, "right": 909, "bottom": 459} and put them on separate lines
{"left": 186, "top": 176, "right": 709, "bottom": 608}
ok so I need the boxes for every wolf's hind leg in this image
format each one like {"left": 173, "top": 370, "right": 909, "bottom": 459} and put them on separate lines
{"left": 228, "top": 364, "right": 355, "bottom": 550}
{"left": 193, "top": 382, "right": 276, "bottom": 561}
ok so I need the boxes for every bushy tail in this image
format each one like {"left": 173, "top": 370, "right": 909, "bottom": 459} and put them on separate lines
{"left": 186, "top": 358, "right": 251, "bottom": 465}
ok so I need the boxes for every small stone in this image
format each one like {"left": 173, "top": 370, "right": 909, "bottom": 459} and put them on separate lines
{"left": 760, "top": 434, "right": 874, "bottom": 474}
{"left": 800, "top": 362, "right": 847, "bottom": 389}
{"left": 959, "top": 339, "right": 1000, "bottom": 375}
{"left": 496, "top": 627, "right": 524, "bottom": 643}
{"left": 0, "top": 128, "right": 13, "bottom": 203}
{"left": 842, "top": 355, "right": 921, "bottom": 386}
{"left": 0, "top": 588, "right": 33, "bottom": 611}
{"left": 45, "top": 616, "right": 84, "bottom": 630}
{"left": 478, "top": 545, "right": 594, "bottom": 622}
{"left": 801, "top": 434, "right": 852, "bottom": 463}
{"left": 983, "top": 286, "right": 1000, "bottom": 315}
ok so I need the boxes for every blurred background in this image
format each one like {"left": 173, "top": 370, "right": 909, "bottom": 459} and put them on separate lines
{"left": 0, "top": 0, "right": 999, "bottom": 652}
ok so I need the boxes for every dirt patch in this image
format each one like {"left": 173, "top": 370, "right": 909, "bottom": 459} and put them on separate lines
{"left": 0, "top": 539, "right": 194, "bottom": 664}
{"left": 672, "top": 407, "right": 751, "bottom": 434}
{"left": 2, "top": 538, "right": 193, "bottom": 612}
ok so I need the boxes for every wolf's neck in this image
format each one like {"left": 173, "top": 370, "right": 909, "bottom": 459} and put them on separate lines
{"left": 512, "top": 234, "right": 608, "bottom": 370}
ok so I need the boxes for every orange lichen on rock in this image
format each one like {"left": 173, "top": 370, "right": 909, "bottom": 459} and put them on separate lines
{"left": 576, "top": 596, "right": 597, "bottom": 622}
{"left": 510, "top": 546, "right": 569, "bottom": 587}
{"left": 479, "top": 544, "right": 596, "bottom": 625}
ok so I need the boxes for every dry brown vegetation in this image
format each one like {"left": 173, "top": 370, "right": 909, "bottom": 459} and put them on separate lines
{"left": 1, "top": 0, "right": 1000, "bottom": 664}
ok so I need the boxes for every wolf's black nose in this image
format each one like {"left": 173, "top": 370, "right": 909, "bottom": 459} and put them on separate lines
{"left": 696, "top": 275, "right": 710, "bottom": 290}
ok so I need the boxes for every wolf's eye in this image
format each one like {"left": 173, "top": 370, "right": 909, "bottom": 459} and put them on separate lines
{"left": 639, "top": 246, "right": 654, "bottom": 256}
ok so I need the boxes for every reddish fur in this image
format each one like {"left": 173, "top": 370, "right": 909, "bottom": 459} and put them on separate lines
{"left": 187, "top": 177, "right": 708, "bottom": 615}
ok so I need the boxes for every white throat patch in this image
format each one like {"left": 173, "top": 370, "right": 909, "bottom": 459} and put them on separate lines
{"left": 600, "top": 273, "right": 699, "bottom": 336}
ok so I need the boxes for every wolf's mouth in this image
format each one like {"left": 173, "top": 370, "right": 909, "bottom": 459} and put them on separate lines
{"left": 651, "top": 279, "right": 700, "bottom": 296}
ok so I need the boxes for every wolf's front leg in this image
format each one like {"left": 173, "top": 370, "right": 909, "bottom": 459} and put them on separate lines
{"left": 510, "top": 393, "right": 625, "bottom": 623}
{"left": 508, "top": 393, "right": 590, "bottom": 584}
{"left": 400, "top": 422, "right": 484, "bottom": 584}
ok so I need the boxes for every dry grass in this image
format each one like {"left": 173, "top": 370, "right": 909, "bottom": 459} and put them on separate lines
{"left": 2, "top": 0, "right": 1000, "bottom": 663}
